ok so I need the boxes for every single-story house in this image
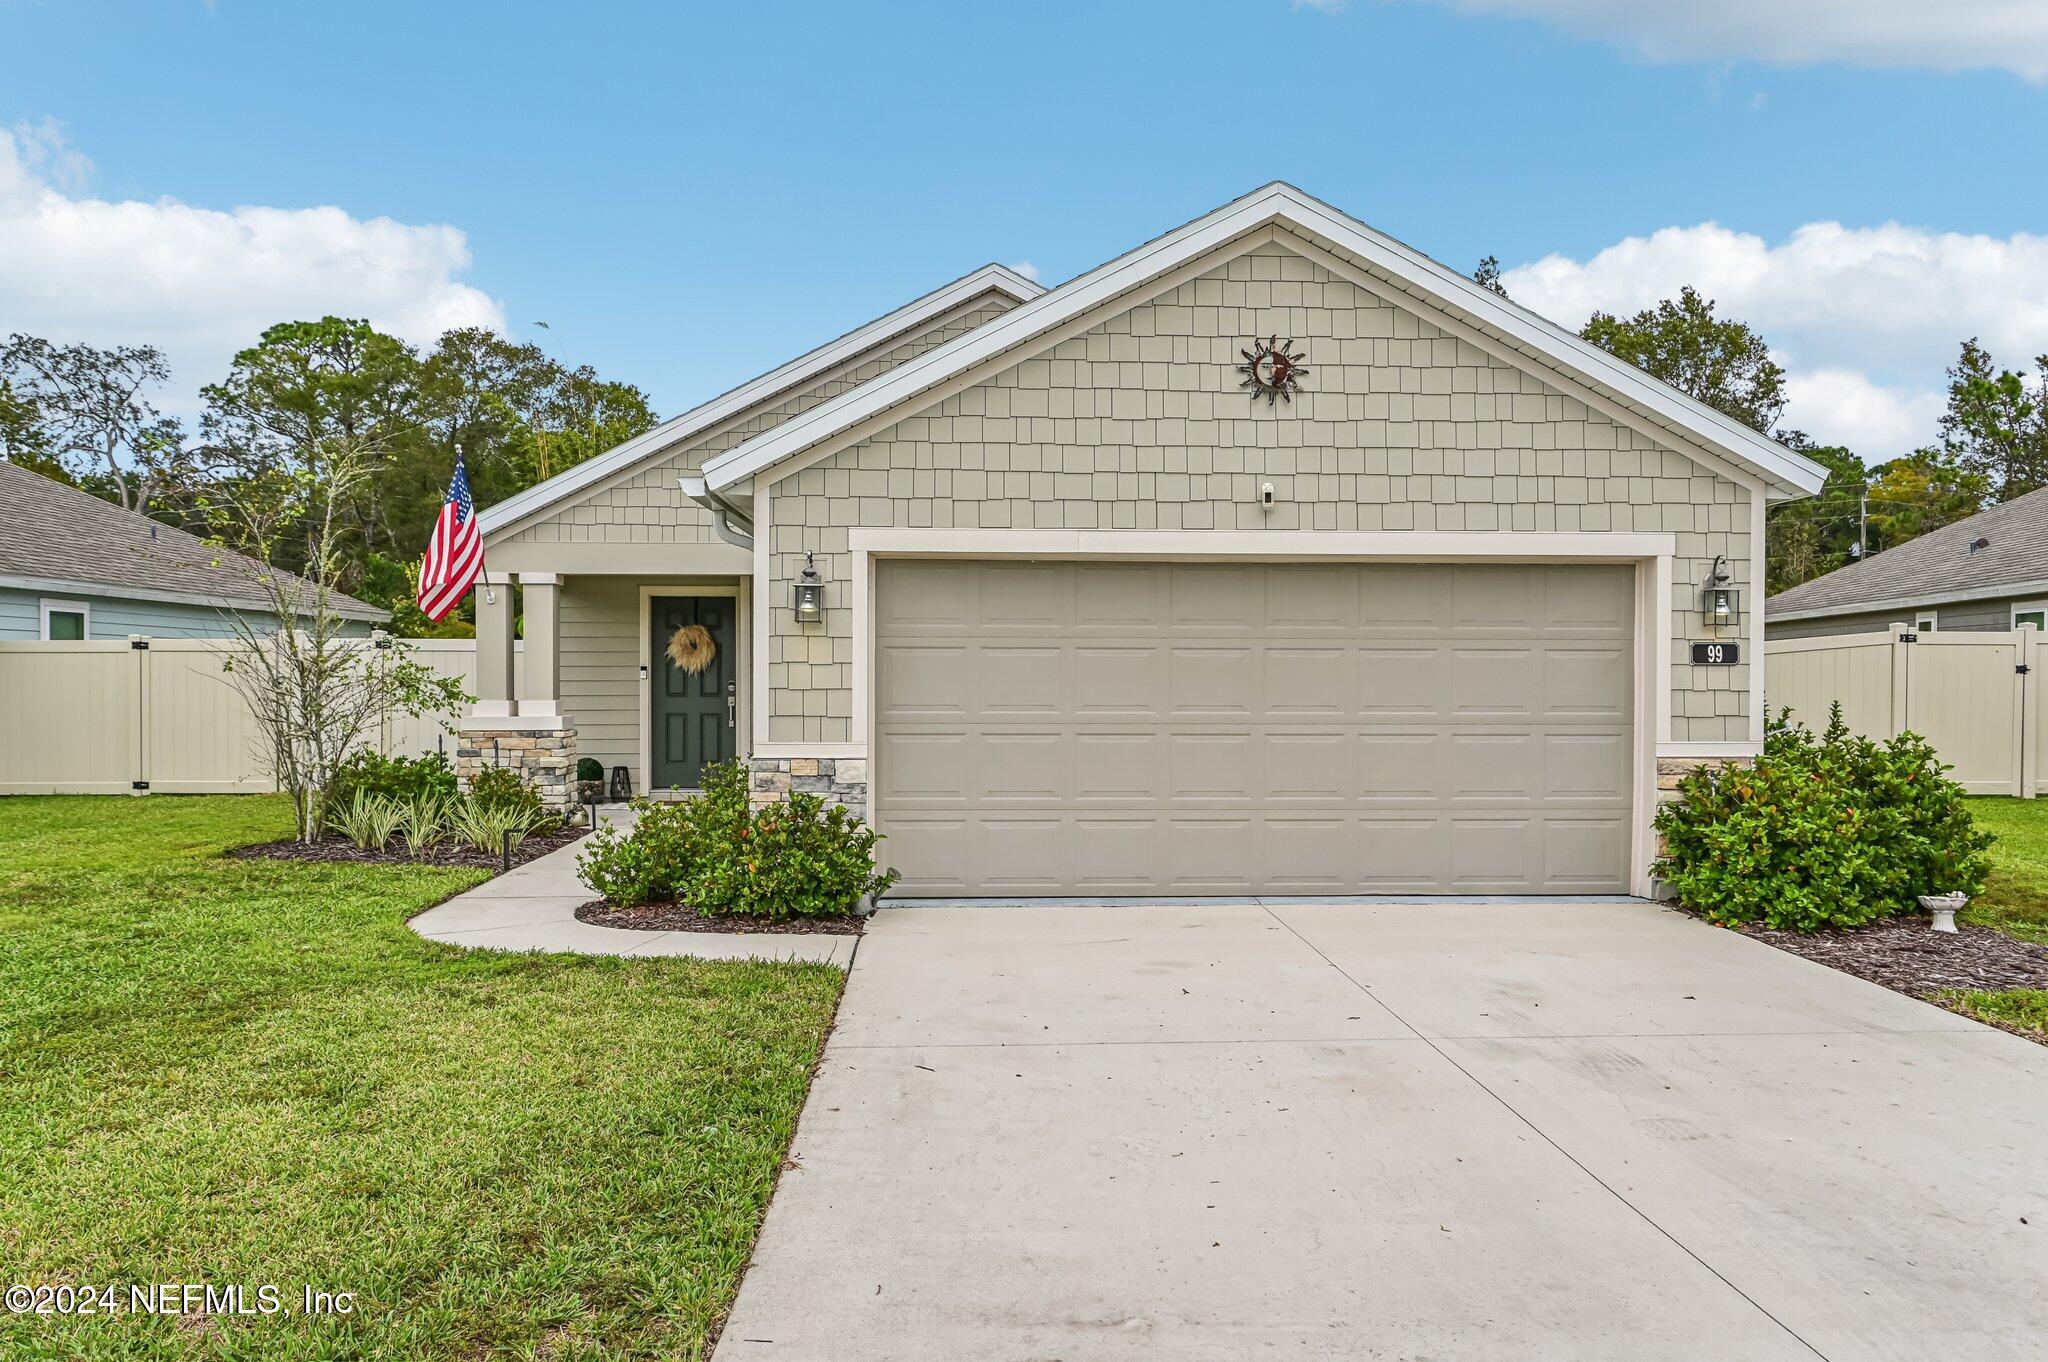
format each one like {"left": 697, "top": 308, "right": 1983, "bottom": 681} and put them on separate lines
{"left": 468, "top": 183, "right": 1825, "bottom": 898}
{"left": 1766, "top": 486, "right": 2048, "bottom": 638}
{"left": 0, "top": 460, "right": 387, "bottom": 639}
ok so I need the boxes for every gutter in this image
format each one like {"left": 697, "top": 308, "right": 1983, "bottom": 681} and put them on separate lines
{"left": 679, "top": 476, "right": 755, "bottom": 550}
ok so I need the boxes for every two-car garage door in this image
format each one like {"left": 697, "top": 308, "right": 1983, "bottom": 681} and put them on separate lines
{"left": 873, "top": 560, "right": 1635, "bottom": 896}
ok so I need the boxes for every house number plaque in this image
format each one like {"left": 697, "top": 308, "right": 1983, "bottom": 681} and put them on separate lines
{"left": 1690, "top": 642, "right": 1741, "bottom": 665}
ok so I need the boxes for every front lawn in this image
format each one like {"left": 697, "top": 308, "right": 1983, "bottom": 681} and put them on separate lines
{"left": 1955, "top": 797, "right": 2048, "bottom": 1037}
{"left": 0, "top": 796, "right": 844, "bottom": 1360}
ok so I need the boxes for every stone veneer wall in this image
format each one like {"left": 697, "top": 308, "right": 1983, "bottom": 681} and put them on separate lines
{"left": 764, "top": 239, "right": 1756, "bottom": 746}
{"left": 748, "top": 755, "right": 869, "bottom": 817}
{"left": 457, "top": 724, "right": 579, "bottom": 812}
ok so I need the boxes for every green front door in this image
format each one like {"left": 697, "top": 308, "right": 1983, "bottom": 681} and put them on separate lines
{"left": 650, "top": 595, "right": 736, "bottom": 790}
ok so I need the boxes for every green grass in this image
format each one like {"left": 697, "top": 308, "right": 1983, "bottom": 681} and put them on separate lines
{"left": 1947, "top": 798, "right": 2048, "bottom": 1039}
{"left": 0, "top": 796, "right": 844, "bottom": 1360}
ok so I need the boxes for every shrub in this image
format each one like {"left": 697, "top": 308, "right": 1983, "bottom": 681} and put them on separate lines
{"left": 577, "top": 757, "right": 605, "bottom": 783}
{"left": 449, "top": 797, "right": 541, "bottom": 855}
{"left": 577, "top": 798, "right": 696, "bottom": 908}
{"left": 1653, "top": 705, "right": 1993, "bottom": 931}
{"left": 398, "top": 794, "right": 450, "bottom": 860}
{"left": 332, "top": 791, "right": 404, "bottom": 851}
{"left": 465, "top": 766, "right": 554, "bottom": 834}
{"left": 324, "top": 751, "right": 457, "bottom": 827}
{"left": 576, "top": 759, "right": 896, "bottom": 918}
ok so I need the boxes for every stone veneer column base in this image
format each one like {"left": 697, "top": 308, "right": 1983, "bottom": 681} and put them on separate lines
{"left": 749, "top": 756, "right": 869, "bottom": 820}
{"left": 1655, "top": 755, "right": 1755, "bottom": 795}
{"left": 457, "top": 721, "right": 579, "bottom": 812}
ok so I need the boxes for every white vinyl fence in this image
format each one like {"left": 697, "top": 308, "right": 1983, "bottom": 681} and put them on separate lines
{"left": 0, "top": 637, "right": 511, "bottom": 796}
{"left": 1766, "top": 624, "right": 2042, "bottom": 797}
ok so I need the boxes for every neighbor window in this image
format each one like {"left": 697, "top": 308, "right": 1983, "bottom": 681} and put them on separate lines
{"left": 39, "top": 598, "right": 89, "bottom": 641}
{"left": 2015, "top": 603, "right": 2048, "bottom": 631}
{"left": 1915, "top": 612, "right": 1939, "bottom": 632}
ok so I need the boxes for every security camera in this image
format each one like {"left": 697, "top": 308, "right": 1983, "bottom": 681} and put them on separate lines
{"left": 1259, "top": 481, "right": 1276, "bottom": 507}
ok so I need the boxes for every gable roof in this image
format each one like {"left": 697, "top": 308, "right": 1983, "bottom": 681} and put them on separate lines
{"left": 476, "top": 262, "right": 1042, "bottom": 538}
{"left": 0, "top": 461, "right": 388, "bottom": 621}
{"left": 1767, "top": 486, "right": 2048, "bottom": 621}
{"left": 700, "top": 182, "right": 1828, "bottom": 501}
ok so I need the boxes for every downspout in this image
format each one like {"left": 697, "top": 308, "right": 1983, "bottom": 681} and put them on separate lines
{"left": 679, "top": 475, "right": 754, "bottom": 550}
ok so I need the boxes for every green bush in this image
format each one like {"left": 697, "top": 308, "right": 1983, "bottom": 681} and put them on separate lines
{"left": 324, "top": 751, "right": 457, "bottom": 827}
{"left": 1653, "top": 705, "right": 1993, "bottom": 931}
{"left": 576, "top": 757, "right": 605, "bottom": 783}
{"left": 465, "top": 766, "right": 553, "bottom": 834}
{"left": 575, "top": 759, "right": 896, "bottom": 918}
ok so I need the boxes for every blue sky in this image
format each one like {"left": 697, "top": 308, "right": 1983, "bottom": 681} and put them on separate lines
{"left": 2, "top": 0, "right": 2043, "bottom": 457}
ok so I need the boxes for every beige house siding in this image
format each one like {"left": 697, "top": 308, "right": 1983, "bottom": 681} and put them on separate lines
{"left": 765, "top": 240, "right": 1755, "bottom": 744}
{"left": 497, "top": 291, "right": 1021, "bottom": 549}
{"left": 560, "top": 576, "right": 645, "bottom": 778}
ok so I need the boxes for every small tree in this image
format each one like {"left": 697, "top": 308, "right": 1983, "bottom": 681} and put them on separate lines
{"left": 202, "top": 435, "right": 467, "bottom": 842}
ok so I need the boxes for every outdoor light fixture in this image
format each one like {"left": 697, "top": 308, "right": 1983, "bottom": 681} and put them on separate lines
{"left": 1701, "top": 555, "right": 1741, "bottom": 627}
{"left": 793, "top": 551, "right": 825, "bottom": 624}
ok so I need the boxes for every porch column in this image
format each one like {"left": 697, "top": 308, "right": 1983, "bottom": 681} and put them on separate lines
{"left": 473, "top": 579, "right": 516, "bottom": 718}
{"left": 516, "top": 572, "right": 563, "bottom": 718}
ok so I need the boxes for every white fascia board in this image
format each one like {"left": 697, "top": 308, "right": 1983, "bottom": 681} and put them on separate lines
{"left": 1766, "top": 577, "right": 2048, "bottom": 623}
{"left": 477, "top": 262, "right": 1043, "bottom": 540}
{"left": 0, "top": 572, "right": 390, "bottom": 621}
{"left": 701, "top": 183, "right": 1828, "bottom": 500}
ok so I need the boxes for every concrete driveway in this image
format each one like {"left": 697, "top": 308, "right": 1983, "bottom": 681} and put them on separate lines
{"left": 714, "top": 903, "right": 2048, "bottom": 1361}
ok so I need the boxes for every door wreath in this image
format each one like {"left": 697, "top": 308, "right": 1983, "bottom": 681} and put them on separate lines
{"left": 665, "top": 623, "right": 717, "bottom": 676}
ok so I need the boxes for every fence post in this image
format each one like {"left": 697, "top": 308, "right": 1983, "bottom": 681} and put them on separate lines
{"left": 2022, "top": 623, "right": 2040, "bottom": 800}
{"left": 129, "top": 635, "right": 150, "bottom": 795}
{"left": 1888, "top": 622, "right": 1911, "bottom": 738}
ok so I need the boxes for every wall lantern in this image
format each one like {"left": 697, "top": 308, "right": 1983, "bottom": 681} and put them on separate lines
{"left": 793, "top": 551, "right": 825, "bottom": 624}
{"left": 1701, "top": 555, "right": 1741, "bottom": 627}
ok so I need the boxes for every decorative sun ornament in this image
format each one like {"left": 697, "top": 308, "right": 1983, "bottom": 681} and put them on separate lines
{"left": 1236, "top": 336, "right": 1308, "bottom": 405}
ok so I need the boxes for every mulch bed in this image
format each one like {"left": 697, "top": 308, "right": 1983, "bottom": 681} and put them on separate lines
{"left": 230, "top": 821, "right": 589, "bottom": 872}
{"left": 1738, "top": 915, "right": 2048, "bottom": 1003}
{"left": 575, "top": 901, "right": 865, "bottom": 936}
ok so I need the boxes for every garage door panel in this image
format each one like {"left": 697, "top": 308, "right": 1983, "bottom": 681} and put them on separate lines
{"left": 877, "top": 644, "right": 973, "bottom": 719}
{"left": 874, "top": 561, "right": 1633, "bottom": 895}
{"left": 1264, "top": 647, "right": 1355, "bottom": 715}
{"left": 1168, "top": 732, "right": 1259, "bottom": 802}
{"left": 1074, "top": 646, "right": 1165, "bottom": 717}
{"left": 1358, "top": 732, "right": 1447, "bottom": 800}
{"left": 1075, "top": 731, "right": 1167, "bottom": 802}
{"left": 978, "top": 646, "right": 1064, "bottom": 716}
{"left": 1544, "top": 648, "right": 1633, "bottom": 719}
{"left": 1451, "top": 731, "right": 1542, "bottom": 801}
{"left": 1359, "top": 648, "right": 1448, "bottom": 718}
{"left": 1544, "top": 818, "right": 1631, "bottom": 890}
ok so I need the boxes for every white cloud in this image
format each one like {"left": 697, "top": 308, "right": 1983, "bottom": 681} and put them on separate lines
{"left": 1501, "top": 221, "right": 2048, "bottom": 456}
{"left": 1006, "top": 259, "right": 1041, "bottom": 283}
{"left": 0, "top": 123, "right": 504, "bottom": 416}
{"left": 1409, "top": 0, "right": 2048, "bottom": 81}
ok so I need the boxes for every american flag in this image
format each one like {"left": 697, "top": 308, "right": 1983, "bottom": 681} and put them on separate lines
{"left": 417, "top": 455, "right": 483, "bottom": 621}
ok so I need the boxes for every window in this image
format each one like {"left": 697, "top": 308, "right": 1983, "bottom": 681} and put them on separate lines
{"left": 2015, "top": 602, "right": 2048, "bottom": 632}
{"left": 39, "top": 598, "right": 89, "bottom": 641}
{"left": 1915, "top": 611, "right": 1939, "bottom": 632}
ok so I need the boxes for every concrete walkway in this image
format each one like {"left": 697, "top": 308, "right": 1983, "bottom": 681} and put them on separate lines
{"left": 715, "top": 901, "right": 2048, "bottom": 1361}
{"left": 407, "top": 812, "right": 855, "bottom": 966}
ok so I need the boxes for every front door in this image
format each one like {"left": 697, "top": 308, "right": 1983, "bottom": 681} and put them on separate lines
{"left": 650, "top": 595, "right": 736, "bottom": 790}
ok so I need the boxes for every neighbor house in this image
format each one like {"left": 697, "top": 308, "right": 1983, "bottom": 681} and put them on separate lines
{"left": 1766, "top": 486, "right": 2048, "bottom": 638}
{"left": 468, "top": 183, "right": 1826, "bottom": 898}
{"left": 0, "top": 460, "right": 387, "bottom": 639}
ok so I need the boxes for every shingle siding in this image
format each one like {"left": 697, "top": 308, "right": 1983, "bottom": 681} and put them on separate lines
{"left": 766, "top": 240, "right": 1755, "bottom": 744}
{"left": 498, "top": 292, "right": 1021, "bottom": 547}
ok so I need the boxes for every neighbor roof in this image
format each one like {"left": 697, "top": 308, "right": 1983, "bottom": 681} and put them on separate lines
{"left": 476, "top": 262, "right": 1044, "bottom": 539}
{"left": 701, "top": 182, "right": 1829, "bottom": 501}
{"left": 1767, "top": 486, "right": 2048, "bottom": 621}
{"left": 0, "top": 461, "right": 388, "bottom": 621}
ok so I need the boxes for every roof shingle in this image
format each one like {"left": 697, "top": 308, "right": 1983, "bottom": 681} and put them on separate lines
{"left": 0, "top": 461, "right": 388, "bottom": 621}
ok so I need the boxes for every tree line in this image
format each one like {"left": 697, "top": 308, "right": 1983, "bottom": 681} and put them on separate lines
{"left": 1475, "top": 262, "right": 2048, "bottom": 594}
{"left": 0, "top": 320, "right": 657, "bottom": 635}
{"left": 6, "top": 283, "right": 2044, "bottom": 621}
